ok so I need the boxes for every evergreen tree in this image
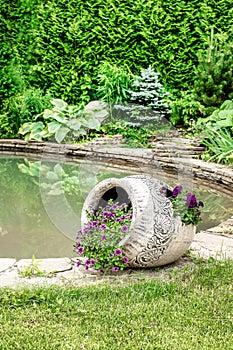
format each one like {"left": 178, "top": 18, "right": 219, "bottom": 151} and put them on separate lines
{"left": 113, "top": 66, "right": 171, "bottom": 127}
{"left": 194, "top": 28, "right": 233, "bottom": 114}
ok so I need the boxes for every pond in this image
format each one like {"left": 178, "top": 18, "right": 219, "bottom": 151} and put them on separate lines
{"left": 0, "top": 154, "right": 233, "bottom": 260}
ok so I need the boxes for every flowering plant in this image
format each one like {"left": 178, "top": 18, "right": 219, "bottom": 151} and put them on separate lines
{"left": 74, "top": 199, "right": 133, "bottom": 273}
{"left": 162, "top": 185, "right": 204, "bottom": 226}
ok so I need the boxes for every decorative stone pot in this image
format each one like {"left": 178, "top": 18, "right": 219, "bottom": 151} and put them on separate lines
{"left": 81, "top": 175, "right": 196, "bottom": 267}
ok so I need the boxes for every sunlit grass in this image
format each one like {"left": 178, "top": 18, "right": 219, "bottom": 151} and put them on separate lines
{"left": 0, "top": 259, "right": 232, "bottom": 350}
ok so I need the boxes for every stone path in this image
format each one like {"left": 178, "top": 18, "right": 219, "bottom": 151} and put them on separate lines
{"left": 0, "top": 217, "right": 232, "bottom": 289}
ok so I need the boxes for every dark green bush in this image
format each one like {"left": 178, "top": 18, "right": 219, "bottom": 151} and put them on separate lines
{"left": 194, "top": 28, "right": 233, "bottom": 115}
{"left": 1, "top": 0, "right": 232, "bottom": 107}
{"left": 0, "top": 89, "right": 52, "bottom": 138}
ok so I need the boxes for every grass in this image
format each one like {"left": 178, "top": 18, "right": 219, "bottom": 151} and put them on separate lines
{"left": 0, "top": 259, "right": 232, "bottom": 350}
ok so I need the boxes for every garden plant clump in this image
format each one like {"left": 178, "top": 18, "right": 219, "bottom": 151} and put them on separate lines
{"left": 162, "top": 186, "right": 204, "bottom": 226}
{"left": 74, "top": 199, "right": 133, "bottom": 273}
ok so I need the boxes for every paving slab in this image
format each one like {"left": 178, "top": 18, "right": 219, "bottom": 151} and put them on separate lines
{"left": 0, "top": 229, "right": 233, "bottom": 288}
{"left": 191, "top": 231, "right": 233, "bottom": 260}
{"left": 17, "top": 257, "right": 72, "bottom": 274}
{"left": 0, "top": 258, "right": 16, "bottom": 273}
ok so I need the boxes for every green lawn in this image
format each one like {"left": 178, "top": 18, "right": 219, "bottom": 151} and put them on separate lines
{"left": 0, "top": 259, "right": 232, "bottom": 350}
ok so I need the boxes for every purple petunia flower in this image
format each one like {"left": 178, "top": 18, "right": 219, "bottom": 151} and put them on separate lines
{"left": 127, "top": 214, "right": 133, "bottom": 220}
{"left": 112, "top": 266, "right": 119, "bottom": 272}
{"left": 100, "top": 234, "right": 106, "bottom": 241}
{"left": 109, "top": 253, "right": 113, "bottom": 257}
{"left": 120, "top": 215, "right": 126, "bottom": 220}
{"left": 115, "top": 217, "right": 121, "bottom": 222}
{"left": 112, "top": 204, "right": 118, "bottom": 211}
{"left": 99, "top": 268, "right": 105, "bottom": 273}
{"left": 121, "top": 225, "right": 128, "bottom": 233}
{"left": 123, "top": 256, "right": 129, "bottom": 264}
{"left": 102, "top": 211, "right": 109, "bottom": 217}
{"left": 75, "top": 241, "right": 81, "bottom": 248}
{"left": 121, "top": 203, "right": 126, "bottom": 209}
{"left": 90, "top": 220, "right": 98, "bottom": 227}
{"left": 86, "top": 259, "right": 95, "bottom": 267}
{"left": 114, "top": 249, "right": 122, "bottom": 256}
{"left": 172, "top": 185, "right": 183, "bottom": 197}
{"left": 186, "top": 192, "right": 197, "bottom": 208}
{"left": 198, "top": 201, "right": 204, "bottom": 208}
{"left": 83, "top": 227, "right": 90, "bottom": 234}
{"left": 77, "top": 246, "right": 84, "bottom": 254}
{"left": 76, "top": 260, "right": 81, "bottom": 267}
{"left": 108, "top": 212, "right": 116, "bottom": 219}
{"left": 105, "top": 205, "right": 111, "bottom": 211}
{"left": 99, "top": 224, "right": 107, "bottom": 231}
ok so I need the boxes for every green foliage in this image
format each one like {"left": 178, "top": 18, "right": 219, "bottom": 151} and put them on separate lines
{"left": 19, "top": 99, "right": 108, "bottom": 143}
{"left": 1, "top": 0, "right": 233, "bottom": 108}
{"left": 94, "top": 62, "right": 134, "bottom": 104}
{"left": 197, "top": 100, "right": 233, "bottom": 130}
{"left": 194, "top": 28, "right": 233, "bottom": 113}
{"left": 196, "top": 100, "right": 233, "bottom": 164}
{"left": 18, "top": 255, "right": 50, "bottom": 278}
{"left": 99, "top": 121, "right": 152, "bottom": 147}
{"left": 201, "top": 128, "right": 233, "bottom": 164}
{"left": 0, "top": 89, "right": 52, "bottom": 138}
{"left": 169, "top": 90, "right": 205, "bottom": 126}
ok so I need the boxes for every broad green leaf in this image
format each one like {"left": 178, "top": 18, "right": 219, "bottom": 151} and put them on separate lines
{"left": 220, "top": 100, "right": 233, "bottom": 110}
{"left": 48, "top": 181, "right": 64, "bottom": 195}
{"left": 48, "top": 121, "right": 61, "bottom": 133}
{"left": 218, "top": 110, "right": 233, "bottom": 120}
{"left": 31, "top": 121, "right": 45, "bottom": 132}
{"left": 18, "top": 123, "right": 33, "bottom": 135}
{"left": 50, "top": 99, "right": 68, "bottom": 110}
{"left": 67, "top": 119, "right": 81, "bottom": 130}
{"left": 46, "top": 171, "right": 59, "bottom": 181}
{"left": 72, "top": 128, "right": 87, "bottom": 137}
{"left": 43, "top": 109, "right": 55, "bottom": 119}
{"left": 55, "top": 125, "right": 69, "bottom": 143}
{"left": 18, "top": 164, "right": 30, "bottom": 174}
{"left": 49, "top": 112, "right": 67, "bottom": 124}
{"left": 29, "top": 132, "right": 44, "bottom": 140}
{"left": 83, "top": 118, "right": 100, "bottom": 130}
{"left": 54, "top": 164, "right": 63, "bottom": 177}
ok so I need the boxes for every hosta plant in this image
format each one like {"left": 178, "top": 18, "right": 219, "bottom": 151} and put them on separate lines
{"left": 18, "top": 99, "right": 108, "bottom": 143}
{"left": 74, "top": 199, "right": 133, "bottom": 273}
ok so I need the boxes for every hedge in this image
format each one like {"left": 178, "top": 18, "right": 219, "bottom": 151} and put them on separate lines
{"left": 1, "top": 0, "right": 232, "bottom": 104}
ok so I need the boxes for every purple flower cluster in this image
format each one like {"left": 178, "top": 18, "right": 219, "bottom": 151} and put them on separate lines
{"left": 162, "top": 184, "right": 204, "bottom": 226}
{"left": 74, "top": 200, "right": 133, "bottom": 274}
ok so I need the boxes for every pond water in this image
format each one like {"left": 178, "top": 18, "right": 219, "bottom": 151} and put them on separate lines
{"left": 0, "top": 155, "right": 233, "bottom": 259}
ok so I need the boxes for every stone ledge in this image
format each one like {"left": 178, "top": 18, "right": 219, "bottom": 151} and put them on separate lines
{"left": 0, "top": 139, "right": 232, "bottom": 192}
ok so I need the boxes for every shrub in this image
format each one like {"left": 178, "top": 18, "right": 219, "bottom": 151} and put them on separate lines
{"left": 168, "top": 90, "right": 205, "bottom": 126}
{"left": 93, "top": 62, "right": 134, "bottom": 104}
{"left": 0, "top": 89, "right": 52, "bottom": 138}
{"left": 194, "top": 28, "right": 233, "bottom": 114}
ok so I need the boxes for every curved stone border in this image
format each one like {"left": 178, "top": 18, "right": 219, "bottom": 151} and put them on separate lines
{"left": 0, "top": 139, "right": 233, "bottom": 192}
